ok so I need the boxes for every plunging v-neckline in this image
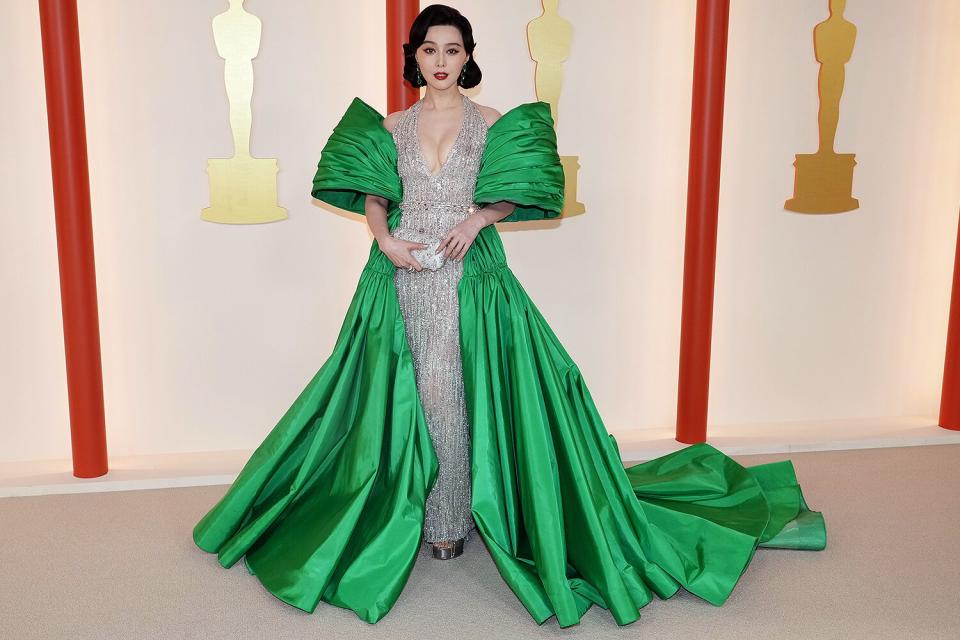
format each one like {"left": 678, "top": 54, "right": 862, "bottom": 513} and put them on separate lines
{"left": 413, "top": 94, "right": 468, "bottom": 179}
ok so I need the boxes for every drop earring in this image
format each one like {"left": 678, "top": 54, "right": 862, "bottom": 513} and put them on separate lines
{"left": 458, "top": 64, "right": 467, "bottom": 86}
{"left": 415, "top": 64, "right": 423, "bottom": 86}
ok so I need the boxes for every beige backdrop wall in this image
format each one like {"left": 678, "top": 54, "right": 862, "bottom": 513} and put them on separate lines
{"left": 1, "top": 0, "right": 958, "bottom": 463}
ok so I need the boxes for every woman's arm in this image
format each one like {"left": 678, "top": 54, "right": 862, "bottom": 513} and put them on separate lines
{"left": 364, "top": 194, "right": 391, "bottom": 244}
{"left": 471, "top": 201, "right": 517, "bottom": 228}
{"left": 439, "top": 201, "right": 518, "bottom": 261}
{"left": 365, "top": 193, "right": 428, "bottom": 271}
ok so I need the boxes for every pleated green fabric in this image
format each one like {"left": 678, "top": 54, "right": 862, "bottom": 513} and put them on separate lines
{"left": 192, "top": 239, "right": 438, "bottom": 621}
{"left": 193, "top": 95, "right": 826, "bottom": 628}
{"left": 311, "top": 97, "right": 403, "bottom": 219}
{"left": 472, "top": 101, "right": 565, "bottom": 222}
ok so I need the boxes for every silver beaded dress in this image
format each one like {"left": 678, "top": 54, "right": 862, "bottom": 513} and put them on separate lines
{"left": 391, "top": 93, "right": 486, "bottom": 543}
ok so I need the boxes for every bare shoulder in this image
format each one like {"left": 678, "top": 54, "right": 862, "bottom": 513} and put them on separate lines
{"left": 472, "top": 102, "right": 503, "bottom": 128}
{"left": 381, "top": 110, "right": 404, "bottom": 133}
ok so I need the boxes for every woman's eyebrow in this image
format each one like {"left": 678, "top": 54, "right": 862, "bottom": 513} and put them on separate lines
{"left": 422, "top": 40, "right": 462, "bottom": 46}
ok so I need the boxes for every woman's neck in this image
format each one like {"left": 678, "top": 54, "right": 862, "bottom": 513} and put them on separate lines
{"left": 421, "top": 87, "right": 463, "bottom": 111}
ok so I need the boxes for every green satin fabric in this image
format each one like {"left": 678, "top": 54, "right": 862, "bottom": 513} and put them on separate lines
{"left": 194, "top": 96, "right": 826, "bottom": 627}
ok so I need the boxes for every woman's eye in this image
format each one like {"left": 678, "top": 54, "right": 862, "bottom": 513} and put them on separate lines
{"left": 423, "top": 47, "right": 434, "bottom": 54}
{"left": 448, "top": 49, "right": 460, "bottom": 55}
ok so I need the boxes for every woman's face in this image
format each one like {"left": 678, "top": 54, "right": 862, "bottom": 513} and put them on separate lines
{"left": 416, "top": 25, "right": 468, "bottom": 89}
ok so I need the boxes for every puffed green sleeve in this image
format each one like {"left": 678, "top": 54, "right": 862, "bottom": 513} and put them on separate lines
{"left": 473, "top": 101, "right": 565, "bottom": 223}
{"left": 311, "top": 97, "right": 403, "bottom": 215}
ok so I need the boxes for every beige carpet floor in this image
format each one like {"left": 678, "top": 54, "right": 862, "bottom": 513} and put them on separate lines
{"left": 2, "top": 445, "right": 959, "bottom": 639}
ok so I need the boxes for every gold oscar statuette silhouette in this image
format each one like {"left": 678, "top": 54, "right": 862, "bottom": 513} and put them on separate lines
{"left": 527, "top": 0, "right": 585, "bottom": 217}
{"left": 785, "top": 0, "right": 859, "bottom": 214}
{"left": 202, "top": 0, "right": 287, "bottom": 224}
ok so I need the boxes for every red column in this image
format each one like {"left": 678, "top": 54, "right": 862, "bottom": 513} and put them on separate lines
{"left": 386, "top": 0, "right": 420, "bottom": 113}
{"left": 939, "top": 208, "right": 960, "bottom": 430}
{"left": 38, "top": 0, "right": 108, "bottom": 477}
{"left": 676, "top": 0, "right": 730, "bottom": 444}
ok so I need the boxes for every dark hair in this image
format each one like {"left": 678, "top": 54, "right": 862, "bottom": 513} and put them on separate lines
{"left": 402, "top": 4, "right": 482, "bottom": 89}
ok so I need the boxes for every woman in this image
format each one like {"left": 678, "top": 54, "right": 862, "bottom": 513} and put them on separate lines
{"left": 193, "top": 4, "right": 826, "bottom": 628}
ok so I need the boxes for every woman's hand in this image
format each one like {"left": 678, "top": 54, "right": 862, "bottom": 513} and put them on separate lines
{"left": 438, "top": 214, "right": 486, "bottom": 261}
{"left": 378, "top": 236, "right": 428, "bottom": 271}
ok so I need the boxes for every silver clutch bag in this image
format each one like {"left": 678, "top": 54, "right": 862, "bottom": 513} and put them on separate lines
{"left": 391, "top": 227, "right": 447, "bottom": 271}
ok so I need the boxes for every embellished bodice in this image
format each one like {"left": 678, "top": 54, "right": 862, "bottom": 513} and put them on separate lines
{"left": 391, "top": 93, "right": 487, "bottom": 235}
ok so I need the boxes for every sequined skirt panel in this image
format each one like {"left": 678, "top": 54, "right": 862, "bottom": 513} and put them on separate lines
{"left": 394, "top": 266, "right": 473, "bottom": 543}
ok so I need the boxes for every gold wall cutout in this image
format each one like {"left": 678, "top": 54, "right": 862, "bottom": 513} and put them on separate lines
{"left": 527, "top": 0, "right": 585, "bottom": 217}
{"left": 202, "top": 0, "right": 287, "bottom": 224}
{"left": 785, "top": 0, "right": 859, "bottom": 214}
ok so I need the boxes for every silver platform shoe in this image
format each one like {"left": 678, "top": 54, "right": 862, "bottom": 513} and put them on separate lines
{"left": 431, "top": 538, "right": 465, "bottom": 560}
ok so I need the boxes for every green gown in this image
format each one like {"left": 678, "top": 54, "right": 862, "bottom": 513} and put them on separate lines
{"left": 192, "top": 96, "right": 826, "bottom": 627}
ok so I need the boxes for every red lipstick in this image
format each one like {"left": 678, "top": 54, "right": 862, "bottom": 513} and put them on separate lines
{"left": 433, "top": 72, "right": 448, "bottom": 80}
